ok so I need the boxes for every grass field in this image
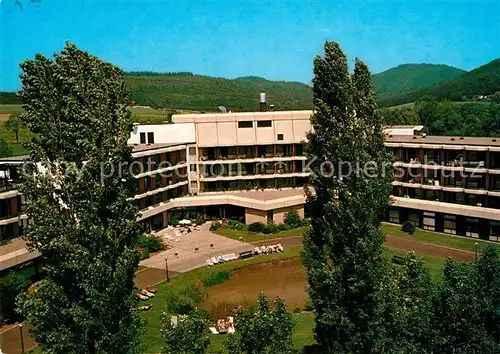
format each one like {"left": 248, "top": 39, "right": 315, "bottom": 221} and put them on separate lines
{"left": 381, "top": 223, "right": 500, "bottom": 253}
{"left": 138, "top": 246, "right": 303, "bottom": 353}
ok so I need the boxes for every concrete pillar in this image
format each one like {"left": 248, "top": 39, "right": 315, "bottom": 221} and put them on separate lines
{"left": 162, "top": 211, "right": 169, "bottom": 227}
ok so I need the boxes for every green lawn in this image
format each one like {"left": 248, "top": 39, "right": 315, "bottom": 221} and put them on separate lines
{"left": 381, "top": 223, "right": 500, "bottom": 253}
{"left": 0, "top": 104, "right": 23, "bottom": 115}
{"left": 138, "top": 246, "right": 303, "bottom": 353}
{"left": 215, "top": 226, "right": 308, "bottom": 243}
{"left": 384, "top": 248, "right": 447, "bottom": 281}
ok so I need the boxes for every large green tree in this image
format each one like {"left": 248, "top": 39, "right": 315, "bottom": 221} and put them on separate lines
{"left": 302, "top": 41, "right": 393, "bottom": 353}
{"left": 17, "top": 42, "right": 143, "bottom": 353}
{"left": 225, "top": 293, "right": 295, "bottom": 354}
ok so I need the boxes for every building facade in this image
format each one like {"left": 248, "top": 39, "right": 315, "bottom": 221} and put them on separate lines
{"left": 2, "top": 108, "right": 500, "bottom": 271}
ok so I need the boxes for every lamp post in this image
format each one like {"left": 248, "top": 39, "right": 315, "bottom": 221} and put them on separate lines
{"left": 475, "top": 242, "right": 478, "bottom": 263}
{"left": 165, "top": 257, "right": 170, "bottom": 283}
{"left": 20, "top": 323, "right": 25, "bottom": 353}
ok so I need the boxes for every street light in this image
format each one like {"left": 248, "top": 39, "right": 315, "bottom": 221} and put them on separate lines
{"left": 20, "top": 323, "right": 25, "bottom": 353}
{"left": 165, "top": 257, "right": 170, "bottom": 283}
{"left": 475, "top": 242, "right": 478, "bottom": 263}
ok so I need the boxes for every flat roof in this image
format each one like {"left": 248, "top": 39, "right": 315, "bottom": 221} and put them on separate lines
{"left": 131, "top": 143, "right": 188, "bottom": 153}
{"left": 172, "top": 110, "right": 313, "bottom": 123}
{"left": 386, "top": 135, "right": 500, "bottom": 147}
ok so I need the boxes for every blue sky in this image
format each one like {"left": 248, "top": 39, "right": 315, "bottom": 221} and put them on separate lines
{"left": 1, "top": 0, "right": 499, "bottom": 91}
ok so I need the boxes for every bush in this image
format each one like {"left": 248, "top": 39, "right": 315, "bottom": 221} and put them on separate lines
{"left": 209, "top": 220, "right": 221, "bottom": 231}
{"left": 284, "top": 211, "right": 303, "bottom": 229}
{"left": 302, "top": 217, "right": 311, "bottom": 226}
{"left": 293, "top": 307, "right": 302, "bottom": 314}
{"left": 169, "top": 215, "right": 180, "bottom": 226}
{"left": 278, "top": 223, "right": 292, "bottom": 231}
{"left": 0, "top": 271, "right": 30, "bottom": 324}
{"left": 263, "top": 222, "right": 279, "bottom": 234}
{"left": 228, "top": 220, "right": 246, "bottom": 231}
{"left": 248, "top": 222, "right": 264, "bottom": 233}
{"left": 138, "top": 233, "right": 162, "bottom": 253}
{"left": 166, "top": 293, "right": 196, "bottom": 315}
{"left": 195, "top": 217, "right": 205, "bottom": 225}
{"left": 401, "top": 221, "right": 416, "bottom": 235}
{"left": 202, "top": 270, "right": 231, "bottom": 287}
{"left": 140, "top": 249, "right": 150, "bottom": 260}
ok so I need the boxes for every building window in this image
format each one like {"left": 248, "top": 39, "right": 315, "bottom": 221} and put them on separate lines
{"left": 423, "top": 212, "right": 435, "bottom": 231}
{"left": 389, "top": 209, "right": 399, "bottom": 223}
{"left": 189, "top": 147, "right": 196, "bottom": 155}
{"left": 190, "top": 164, "right": 197, "bottom": 172}
{"left": 147, "top": 132, "right": 155, "bottom": 144}
{"left": 140, "top": 132, "right": 146, "bottom": 144}
{"left": 257, "top": 120, "right": 272, "bottom": 128}
{"left": 238, "top": 121, "right": 253, "bottom": 128}
{"left": 277, "top": 134, "right": 284, "bottom": 141}
{"left": 444, "top": 215, "right": 456, "bottom": 235}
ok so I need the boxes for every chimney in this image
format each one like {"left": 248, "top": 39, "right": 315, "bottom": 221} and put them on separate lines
{"left": 259, "top": 93, "right": 267, "bottom": 112}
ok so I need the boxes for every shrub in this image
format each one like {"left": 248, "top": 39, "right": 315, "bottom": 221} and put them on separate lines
{"left": 140, "top": 249, "right": 150, "bottom": 260}
{"left": 263, "top": 222, "right": 279, "bottom": 234}
{"left": 209, "top": 220, "right": 221, "bottom": 231}
{"left": 0, "top": 271, "right": 30, "bottom": 324}
{"left": 278, "top": 223, "right": 292, "bottom": 231}
{"left": 166, "top": 293, "right": 196, "bottom": 315}
{"left": 248, "top": 222, "right": 264, "bottom": 233}
{"left": 228, "top": 220, "right": 246, "bottom": 231}
{"left": 202, "top": 270, "right": 231, "bottom": 287}
{"left": 302, "top": 217, "right": 311, "bottom": 227}
{"left": 284, "top": 211, "right": 303, "bottom": 229}
{"left": 401, "top": 221, "right": 416, "bottom": 235}
{"left": 293, "top": 307, "right": 302, "bottom": 314}
{"left": 138, "top": 233, "right": 163, "bottom": 253}
{"left": 169, "top": 215, "right": 180, "bottom": 226}
{"left": 195, "top": 217, "right": 205, "bottom": 225}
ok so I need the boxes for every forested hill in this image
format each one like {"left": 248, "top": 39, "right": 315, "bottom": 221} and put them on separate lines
{"left": 124, "top": 73, "right": 313, "bottom": 111}
{"left": 372, "top": 64, "right": 465, "bottom": 97}
{"left": 378, "top": 59, "right": 500, "bottom": 107}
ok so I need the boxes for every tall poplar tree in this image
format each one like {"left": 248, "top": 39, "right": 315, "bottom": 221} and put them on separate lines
{"left": 303, "top": 41, "right": 392, "bottom": 353}
{"left": 17, "top": 43, "right": 143, "bottom": 353}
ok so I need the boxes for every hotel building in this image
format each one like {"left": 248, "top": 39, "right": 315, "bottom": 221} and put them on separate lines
{"left": 2, "top": 105, "right": 500, "bottom": 271}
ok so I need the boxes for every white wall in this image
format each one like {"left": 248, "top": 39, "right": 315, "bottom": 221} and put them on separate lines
{"left": 128, "top": 124, "right": 196, "bottom": 145}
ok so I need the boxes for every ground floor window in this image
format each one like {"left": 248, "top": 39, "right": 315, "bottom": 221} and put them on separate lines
{"left": 389, "top": 209, "right": 399, "bottom": 223}
{"left": 490, "top": 221, "right": 500, "bottom": 242}
{"left": 423, "top": 212, "right": 435, "bottom": 231}
{"left": 465, "top": 218, "right": 480, "bottom": 238}
{"left": 444, "top": 215, "right": 457, "bottom": 235}
{"left": 408, "top": 212, "right": 419, "bottom": 227}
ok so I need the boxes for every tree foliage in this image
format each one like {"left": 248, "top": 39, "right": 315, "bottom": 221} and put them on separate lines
{"left": 160, "top": 309, "right": 210, "bottom": 354}
{"left": 373, "top": 63, "right": 465, "bottom": 97}
{"left": 380, "top": 99, "right": 500, "bottom": 137}
{"left": 378, "top": 58, "right": 500, "bottom": 107}
{"left": 0, "top": 136, "right": 12, "bottom": 157}
{"left": 302, "top": 41, "right": 393, "bottom": 353}
{"left": 5, "top": 112, "right": 25, "bottom": 143}
{"left": 225, "top": 293, "right": 295, "bottom": 354}
{"left": 16, "top": 42, "right": 143, "bottom": 354}
{"left": 124, "top": 73, "right": 313, "bottom": 111}
{"left": 0, "top": 271, "right": 30, "bottom": 325}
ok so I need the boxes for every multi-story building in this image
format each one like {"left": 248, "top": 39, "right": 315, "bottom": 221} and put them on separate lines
{"left": 2, "top": 104, "right": 500, "bottom": 272}
{"left": 386, "top": 134, "right": 500, "bottom": 241}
